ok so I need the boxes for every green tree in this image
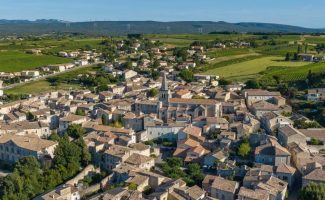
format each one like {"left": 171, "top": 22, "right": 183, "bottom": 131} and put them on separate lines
{"left": 66, "top": 124, "right": 86, "bottom": 139}
{"left": 285, "top": 52, "right": 291, "bottom": 61}
{"left": 26, "top": 112, "right": 36, "bottom": 121}
{"left": 245, "top": 79, "right": 260, "bottom": 89}
{"left": 238, "top": 142, "right": 251, "bottom": 158}
{"left": 218, "top": 78, "right": 231, "bottom": 86}
{"left": 179, "top": 69, "right": 194, "bottom": 83}
{"left": 102, "top": 115, "right": 109, "bottom": 125}
{"left": 148, "top": 88, "right": 159, "bottom": 97}
{"left": 128, "top": 182, "right": 138, "bottom": 190}
{"left": 298, "top": 183, "right": 325, "bottom": 200}
{"left": 75, "top": 108, "right": 85, "bottom": 116}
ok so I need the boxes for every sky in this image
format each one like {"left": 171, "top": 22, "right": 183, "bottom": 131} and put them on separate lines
{"left": 0, "top": 0, "right": 324, "bottom": 28}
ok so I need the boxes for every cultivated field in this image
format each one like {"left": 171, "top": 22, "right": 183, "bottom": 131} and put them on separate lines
{"left": 203, "top": 56, "right": 309, "bottom": 80}
{"left": 0, "top": 51, "right": 71, "bottom": 72}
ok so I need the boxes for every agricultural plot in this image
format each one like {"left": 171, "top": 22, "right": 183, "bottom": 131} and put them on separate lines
{"left": 0, "top": 50, "right": 72, "bottom": 72}
{"left": 259, "top": 62, "right": 325, "bottom": 85}
{"left": 203, "top": 56, "right": 309, "bottom": 80}
{"left": 5, "top": 80, "right": 81, "bottom": 95}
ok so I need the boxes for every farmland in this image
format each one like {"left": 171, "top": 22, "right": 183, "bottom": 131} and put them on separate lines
{"left": 0, "top": 50, "right": 71, "bottom": 72}
{"left": 203, "top": 56, "right": 309, "bottom": 80}
{"left": 3, "top": 33, "right": 325, "bottom": 95}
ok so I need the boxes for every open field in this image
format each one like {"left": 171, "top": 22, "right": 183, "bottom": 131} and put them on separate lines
{"left": 5, "top": 65, "right": 99, "bottom": 95}
{"left": 203, "top": 56, "right": 309, "bottom": 80}
{"left": 5, "top": 81, "right": 81, "bottom": 95}
{"left": 0, "top": 51, "right": 72, "bottom": 72}
{"left": 259, "top": 62, "right": 325, "bottom": 85}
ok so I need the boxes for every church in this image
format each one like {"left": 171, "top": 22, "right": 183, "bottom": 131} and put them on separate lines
{"left": 134, "top": 72, "right": 222, "bottom": 122}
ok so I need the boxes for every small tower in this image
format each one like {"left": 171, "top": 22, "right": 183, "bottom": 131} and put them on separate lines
{"left": 159, "top": 72, "right": 171, "bottom": 106}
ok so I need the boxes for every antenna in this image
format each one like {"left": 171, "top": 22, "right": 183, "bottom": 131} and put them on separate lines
{"left": 198, "top": 27, "right": 203, "bottom": 34}
{"left": 166, "top": 26, "right": 170, "bottom": 32}
{"left": 65, "top": 23, "right": 70, "bottom": 28}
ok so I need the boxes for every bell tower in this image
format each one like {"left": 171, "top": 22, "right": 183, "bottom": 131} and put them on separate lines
{"left": 159, "top": 72, "right": 171, "bottom": 106}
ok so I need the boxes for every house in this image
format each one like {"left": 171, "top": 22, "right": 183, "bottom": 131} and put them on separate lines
{"left": 298, "top": 53, "right": 314, "bottom": 62}
{"left": 125, "top": 153, "right": 154, "bottom": 170}
{"left": 209, "top": 176, "right": 239, "bottom": 200}
{"left": 276, "top": 163, "right": 296, "bottom": 188}
{"left": 256, "top": 176, "right": 287, "bottom": 200}
{"left": 250, "top": 100, "right": 280, "bottom": 119}
{"left": 48, "top": 63, "right": 74, "bottom": 72}
{"left": 307, "top": 88, "right": 325, "bottom": 101}
{"left": 302, "top": 169, "right": 325, "bottom": 186}
{"left": 260, "top": 112, "right": 293, "bottom": 134}
{"left": 125, "top": 174, "right": 149, "bottom": 192}
{"left": 244, "top": 89, "right": 281, "bottom": 106}
{"left": 299, "top": 128, "right": 325, "bottom": 144}
{"left": 203, "top": 117, "right": 229, "bottom": 133}
{"left": 0, "top": 121, "right": 50, "bottom": 138}
{"left": 174, "top": 89, "right": 192, "bottom": 99}
{"left": 145, "top": 123, "right": 185, "bottom": 141}
{"left": 123, "top": 69, "right": 138, "bottom": 79}
{"left": 35, "top": 184, "right": 80, "bottom": 200}
{"left": 255, "top": 139, "right": 291, "bottom": 166}
{"left": 0, "top": 134, "right": 58, "bottom": 163}
{"left": 278, "top": 126, "right": 306, "bottom": 147}
{"left": 238, "top": 187, "right": 270, "bottom": 200}
{"left": 203, "top": 150, "right": 228, "bottom": 168}
{"left": 99, "top": 91, "right": 115, "bottom": 102}
{"left": 102, "top": 145, "right": 133, "bottom": 170}
{"left": 21, "top": 70, "right": 40, "bottom": 78}
{"left": 59, "top": 114, "right": 87, "bottom": 133}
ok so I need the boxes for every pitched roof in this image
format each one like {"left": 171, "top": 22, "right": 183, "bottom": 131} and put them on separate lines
{"left": 0, "top": 134, "right": 57, "bottom": 152}
{"left": 246, "top": 89, "right": 281, "bottom": 97}
{"left": 60, "top": 114, "right": 86, "bottom": 122}
{"left": 238, "top": 187, "right": 269, "bottom": 200}
{"left": 211, "top": 176, "right": 238, "bottom": 193}
{"left": 276, "top": 163, "right": 296, "bottom": 174}
{"left": 303, "top": 169, "right": 325, "bottom": 182}
{"left": 125, "top": 153, "right": 154, "bottom": 166}
{"left": 169, "top": 98, "right": 218, "bottom": 105}
{"left": 279, "top": 126, "right": 305, "bottom": 138}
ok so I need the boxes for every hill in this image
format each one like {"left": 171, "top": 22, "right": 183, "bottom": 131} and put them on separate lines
{"left": 0, "top": 20, "right": 324, "bottom": 36}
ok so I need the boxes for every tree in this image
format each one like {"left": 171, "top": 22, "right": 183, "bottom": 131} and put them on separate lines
{"left": 151, "top": 70, "right": 159, "bottom": 80}
{"left": 238, "top": 142, "right": 251, "bottom": 158}
{"left": 75, "top": 138, "right": 92, "bottom": 166}
{"left": 207, "top": 129, "right": 221, "bottom": 140}
{"left": 102, "top": 115, "right": 109, "bottom": 125}
{"left": 294, "top": 119, "right": 321, "bottom": 129}
{"left": 179, "top": 69, "right": 194, "bottom": 83}
{"left": 75, "top": 108, "right": 85, "bottom": 116}
{"left": 66, "top": 124, "right": 86, "bottom": 139}
{"left": 285, "top": 52, "right": 291, "bottom": 61}
{"left": 298, "top": 183, "right": 325, "bottom": 200}
{"left": 97, "top": 84, "right": 109, "bottom": 92}
{"left": 128, "top": 182, "right": 138, "bottom": 190}
{"left": 148, "top": 88, "right": 159, "bottom": 97}
{"left": 245, "top": 80, "right": 260, "bottom": 89}
{"left": 218, "top": 78, "right": 231, "bottom": 86}
{"left": 26, "top": 112, "right": 36, "bottom": 121}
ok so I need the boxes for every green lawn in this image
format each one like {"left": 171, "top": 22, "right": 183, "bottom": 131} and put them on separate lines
{"left": 0, "top": 51, "right": 72, "bottom": 72}
{"left": 5, "top": 65, "right": 99, "bottom": 95}
{"left": 5, "top": 81, "right": 81, "bottom": 95}
{"left": 203, "top": 56, "right": 309, "bottom": 80}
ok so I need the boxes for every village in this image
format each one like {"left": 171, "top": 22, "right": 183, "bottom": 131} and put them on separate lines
{"left": 0, "top": 36, "right": 324, "bottom": 200}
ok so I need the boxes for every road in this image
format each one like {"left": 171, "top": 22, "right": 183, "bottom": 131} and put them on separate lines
{"left": 3, "top": 62, "right": 102, "bottom": 90}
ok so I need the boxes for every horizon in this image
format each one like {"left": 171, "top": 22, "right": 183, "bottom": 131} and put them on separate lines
{"left": 0, "top": 0, "right": 325, "bottom": 28}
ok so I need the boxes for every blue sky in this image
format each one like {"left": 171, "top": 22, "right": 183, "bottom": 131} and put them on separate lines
{"left": 0, "top": 0, "right": 324, "bottom": 28}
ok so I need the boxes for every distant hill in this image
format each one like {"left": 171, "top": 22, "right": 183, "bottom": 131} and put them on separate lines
{"left": 0, "top": 20, "right": 324, "bottom": 36}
